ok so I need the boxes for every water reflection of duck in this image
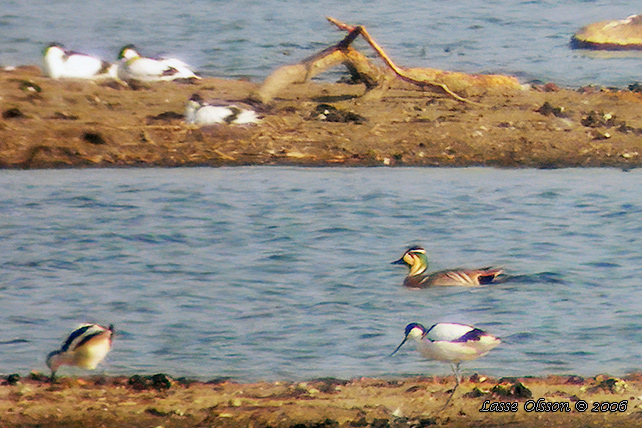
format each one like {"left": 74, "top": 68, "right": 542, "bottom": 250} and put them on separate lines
{"left": 392, "top": 246, "right": 503, "bottom": 287}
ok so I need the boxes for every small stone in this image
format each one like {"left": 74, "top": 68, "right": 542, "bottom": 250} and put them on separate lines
{"left": 2, "top": 108, "right": 25, "bottom": 119}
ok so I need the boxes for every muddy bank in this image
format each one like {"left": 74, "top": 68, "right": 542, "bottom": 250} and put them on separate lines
{"left": 1, "top": 66, "right": 641, "bottom": 169}
{"left": 1, "top": 373, "right": 642, "bottom": 427}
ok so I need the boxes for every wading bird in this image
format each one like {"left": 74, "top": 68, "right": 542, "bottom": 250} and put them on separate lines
{"left": 390, "top": 322, "right": 500, "bottom": 407}
{"left": 392, "top": 246, "right": 503, "bottom": 287}
{"left": 46, "top": 323, "right": 114, "bottom": 380}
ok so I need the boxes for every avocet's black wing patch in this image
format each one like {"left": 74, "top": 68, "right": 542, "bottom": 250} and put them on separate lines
{"left": 60, "top": 325, "right": 92, "bottom": 352}
{"left": 453, "top": 328, "right": 485, "bottom": 343}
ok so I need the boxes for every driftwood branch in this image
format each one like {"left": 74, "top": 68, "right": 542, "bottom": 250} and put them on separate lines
{"left": 326, "top": 18, "right": 484, "bottom": 105}
{"left": 253, "top": 17, "right": 522, "bottom": 105}
{"left": 252, "top": 29, "right": 388, "bottom": 104}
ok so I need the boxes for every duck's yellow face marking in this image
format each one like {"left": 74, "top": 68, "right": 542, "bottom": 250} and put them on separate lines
{"left": 403, "top": 249, "right": 424, "bottom": 264}
{"left": 405, "top": 248, "right": 428, "bottom": 276}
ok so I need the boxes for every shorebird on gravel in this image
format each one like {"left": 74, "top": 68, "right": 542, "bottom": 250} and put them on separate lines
{"left": 116, "top": 44, "right": 199, "bottom": 82}
{"left": 46, "top": 323, "right": 114, "bottom": 380}
{"left": 185, "top": 93, "right": 262, "bottom": 125}
{"left": 391, "top": 322, "right": 501, "bottom": 407}
{"left": 43, "top": 43, "right": 116, "bottom": 80}
{"left": 392, "top": 246, "right": 504, "bottom": 287}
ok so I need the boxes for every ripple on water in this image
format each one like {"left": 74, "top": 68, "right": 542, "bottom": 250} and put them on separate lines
{"left": 0, "top": 168, "right": 640, "bottom": 380}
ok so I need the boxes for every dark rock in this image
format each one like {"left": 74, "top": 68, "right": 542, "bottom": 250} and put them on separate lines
{"left": 292, "top": 419, "right": 339, "bottom": 428}
{"left": 349, "top": 417, "right": 369, "bottom": 427}
{"left": 536, "top": 101, "right": 570, "bottom": 118}
{"left": 146, "top": 111, "right": 184, "bottom": 124}
{"left": 566, "top": 375, "right": 585, "bottom": 385}
{"left": 629, "top": 82, "right": 642, "bottom": 92}
{"left": 50, "top": 112, "right": 79, "bottom": 120}
{"left": 371, "top": 419, "right": 389, "bottom": 428}
{"left": 311, "top": 104, "right": 367, "bottom": 124}
{"left": 491, "top": 380, "right": 532, "bottom": 399}
{"left": 463, "top": 386, "right": 488, "bottom": 398}
{"left": 128, "top": 373, "right": 173, "bottom": 391}
{"left": 581, "top": 111, "right": 605, "bottom": 127}
{"left": 3, "top": 108, "right": 26, "bottom": 119}
{"left": 150, "top": 373, "right": 172, "bottom": 390}
{"left": 19, "top": 80, "right": 41, "bottom": 93}
{"left": 4, "top": 373, "right": 20, "bottom": 385}
{"left": 83, "top": 132, "right": 107, "bottom": 145}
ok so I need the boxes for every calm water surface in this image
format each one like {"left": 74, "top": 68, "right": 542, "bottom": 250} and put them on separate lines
{"left": 0, "top": 167, "right": 641, "bottom": 381}
{"left": 1, "top": 0, "right": 641, "bottom": 87}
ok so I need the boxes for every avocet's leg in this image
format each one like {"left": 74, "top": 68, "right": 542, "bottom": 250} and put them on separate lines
{"left": 440, "top": 363, "right": 461, "bottom": 411}
{"left": 453, "top": 362, "right": 462, "bottom": 386}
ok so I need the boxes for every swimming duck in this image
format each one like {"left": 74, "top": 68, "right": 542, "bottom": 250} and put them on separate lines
{"left": 390, "top": 322, "right": 501, "bottom": 406}
{"left": 46, "top": 323, "right": 114, "bottom": 380}
{"left": 116, "top": 45, "right": 199, "bottom": 82}
{"left": 392, "top": 246, "right": 503, "bottom": 287}
{"left": 43, "top": 43, "right": 115, "bottom": 80}
{"left": 185, "top": 93, "right": 262, "bottom": 125}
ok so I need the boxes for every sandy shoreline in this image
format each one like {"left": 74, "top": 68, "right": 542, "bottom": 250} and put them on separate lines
{"left": 1, "top": 373, "right": 641, "bottom": 427}
{"left": 1, "top": 65, "right": 641, "bottom": 170}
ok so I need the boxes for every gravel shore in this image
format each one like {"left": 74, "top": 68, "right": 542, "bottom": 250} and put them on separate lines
{"left": 1, "top": 373, "right": 640, "bottom": 427}
{"left": 2, "top": 66, "right": 641, "bottom": 169}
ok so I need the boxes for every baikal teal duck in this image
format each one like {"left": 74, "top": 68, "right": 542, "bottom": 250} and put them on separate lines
{"left": 392, "top": 246, "right": 504, "bottom": 288}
